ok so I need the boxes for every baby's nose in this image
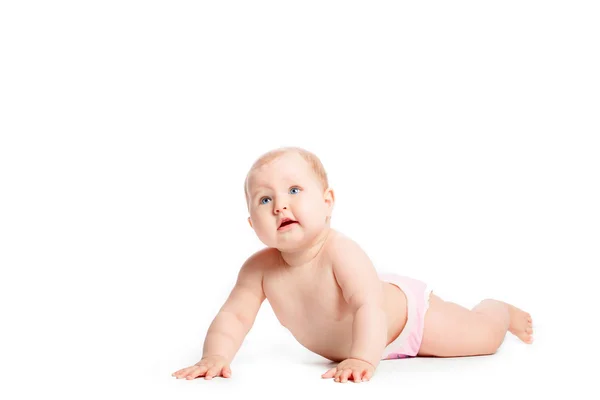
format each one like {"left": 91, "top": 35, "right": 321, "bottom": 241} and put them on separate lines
{"left": 275, "top": 206, "right": 288, "bottom": 214}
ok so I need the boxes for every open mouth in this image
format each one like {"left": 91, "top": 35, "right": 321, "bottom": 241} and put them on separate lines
{"left": 278, "top": 218, "right": 298, "bottom": 229}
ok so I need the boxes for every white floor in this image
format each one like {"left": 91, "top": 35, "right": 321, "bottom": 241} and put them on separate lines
{"left": 3, "top": 285, "right": 594, "bottom": 400}
{"left": 163, "top": 314, "right": 590, "bottom": 400}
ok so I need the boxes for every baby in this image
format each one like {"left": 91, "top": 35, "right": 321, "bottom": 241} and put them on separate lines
{"left": 172, "top": 147, "right": 534, "bottom": 383}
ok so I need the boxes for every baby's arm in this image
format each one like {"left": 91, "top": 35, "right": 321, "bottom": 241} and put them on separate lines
{"left": 326, "top": 236, "right": 387, "bottom": 380}
{"left": 202, "top": 252, "right": 266, "bottom": 361}
{"left": 172, "top": 251, "right": 266, "bottom": 380}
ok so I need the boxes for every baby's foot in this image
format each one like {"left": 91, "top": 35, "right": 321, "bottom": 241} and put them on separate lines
{"left": 505, "top": 303, "right": 533, "bottom": 343}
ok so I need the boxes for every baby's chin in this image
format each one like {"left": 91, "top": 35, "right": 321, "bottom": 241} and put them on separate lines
{"left": 264, "top": 233, "right": 305, "bottom": 250}
{"left": 255, "top": 235, "right": 298, "bottom": 251}
{"left": 275, "top": 232, "right": 328, "bottom": 252}
{"left": 271, "top": 237, "right": 304, "bottom": 252}
{"left": 257, "top": 223, "right": 325, "bottom": 250}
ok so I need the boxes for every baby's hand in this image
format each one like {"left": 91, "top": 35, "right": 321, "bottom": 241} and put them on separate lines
{"left": 171, "top": 355, "right": 232, "bottom": 380}
{"left": 321, "top": 358, "right": 374, "bottom": 383}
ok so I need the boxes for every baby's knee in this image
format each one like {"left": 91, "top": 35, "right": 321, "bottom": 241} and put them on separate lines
{"left": 474, "top": 300, "right": 510, "bottom": 328}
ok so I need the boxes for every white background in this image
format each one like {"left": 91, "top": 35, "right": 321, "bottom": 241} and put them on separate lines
{"left": 1, "top": 1, "right": 598, "bottom": 399}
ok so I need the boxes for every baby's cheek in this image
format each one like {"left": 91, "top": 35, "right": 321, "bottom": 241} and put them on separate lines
{"left": 250, "top": 220, "right": 270, "bottom": 237}
{"left": 299, "top": 203, "right": 327, "bottom": 226}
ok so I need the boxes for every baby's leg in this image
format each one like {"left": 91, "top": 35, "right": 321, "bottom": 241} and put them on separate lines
{"left": 418, "top": 294, "right": 533, "bottom": 357}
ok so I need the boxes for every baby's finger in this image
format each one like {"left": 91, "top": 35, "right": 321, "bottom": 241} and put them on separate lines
{"left": 351, "top": 370, "right": 362, "bottom": 382}
{"left": 222, "top": 366, "right": 232, "bottom": 378}
{"left": 173, "top": 366, "right": 195, "bottom": 378}
{"left": 204, "top": 366, "right": 222, "bottom": 380}
{"left": 321, "top": 368, "right": 337, "bottom": 379}
{"left": 340, "top": 369, "right": 352, "bottom": 383}
{"left": 334, "top": 369, "right": 343, "bottom": 382}
{"left": 185, "top": 365, "right": 208, "bottom": 379}
{"left": 173, "top": 366, "right": 197, "bottom": 376}
{"left": 363, "top": 369, "right": 373, "bottom": 382}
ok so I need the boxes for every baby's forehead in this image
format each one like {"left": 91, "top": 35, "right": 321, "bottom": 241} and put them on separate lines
{"left": 247, "top": 157, "right": 314, "bottom": 189}
{"left": 249, "top": 169, "right": 309, "bottom": 187}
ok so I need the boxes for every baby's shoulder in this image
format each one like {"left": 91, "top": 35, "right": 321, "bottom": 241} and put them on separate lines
{"left": 242, "top": 246, "right": 282, "bottom": 272}
{"left": 324, "top": 229, "right": 362, "bottom": 253}
{"left": 323, "top": 230, "right": 377, "bottom": 273}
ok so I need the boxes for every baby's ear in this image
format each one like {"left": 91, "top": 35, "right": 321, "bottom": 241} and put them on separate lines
{"left": 247, "top": 217, "right": 253, "bottom": 228}
{"left": 324, "top": 187, "right": 335, "bottom": 214}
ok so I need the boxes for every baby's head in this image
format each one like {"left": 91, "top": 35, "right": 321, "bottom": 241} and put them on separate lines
{"left": 244, "top": 147, "right": 334, "bottom": 250}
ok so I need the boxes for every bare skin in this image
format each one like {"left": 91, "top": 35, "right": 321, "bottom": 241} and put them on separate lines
{"left": 261, "top": 232, "right": 409, "bottom": 364}
{"left": 172, "top": 230, "right": 534, "bottom": 383}
{"left": 172, "top": 150, "right": 533, "bottom": 383}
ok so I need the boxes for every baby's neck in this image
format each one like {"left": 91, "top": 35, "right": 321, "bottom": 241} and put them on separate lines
{"left": 279, "top": 227, "right": 332, "bottom": 268}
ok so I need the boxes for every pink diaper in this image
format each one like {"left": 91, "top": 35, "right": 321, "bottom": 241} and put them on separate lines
{"left": 379, "top": 273, "right": 432, "bottom": 360}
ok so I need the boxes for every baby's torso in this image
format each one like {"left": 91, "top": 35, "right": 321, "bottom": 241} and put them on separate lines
{"left": 262, "top": 249, "right": 408, "bottom": 362}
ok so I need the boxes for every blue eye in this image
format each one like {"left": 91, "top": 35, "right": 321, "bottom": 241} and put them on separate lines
{"left": 258, "top": 187, "right": 300, "bottom": 205}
